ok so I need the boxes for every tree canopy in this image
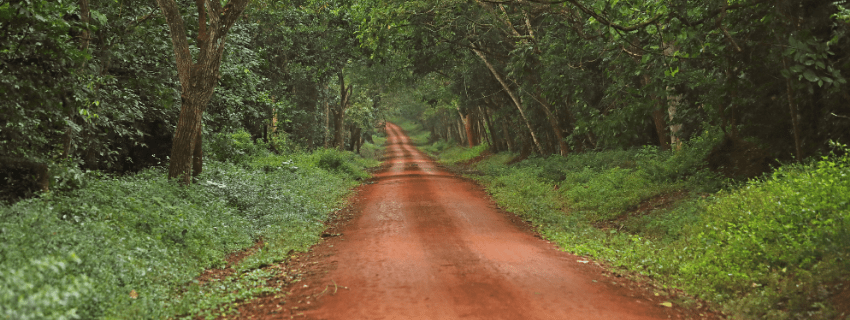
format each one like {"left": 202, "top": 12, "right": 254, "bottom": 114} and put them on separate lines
{"left": 3, "top": 0, "right": 850, "bottom": 196}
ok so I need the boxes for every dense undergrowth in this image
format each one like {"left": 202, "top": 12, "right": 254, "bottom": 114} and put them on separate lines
{"left": 0, "top": 131, "right": 381, "bottom": 320}
{"left": 398, "top": 120, "right": 850, "bottom": 319}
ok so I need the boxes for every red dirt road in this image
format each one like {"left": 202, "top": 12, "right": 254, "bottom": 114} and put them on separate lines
{"left": 235, "top": 123, "right": 708, "bottom": 319}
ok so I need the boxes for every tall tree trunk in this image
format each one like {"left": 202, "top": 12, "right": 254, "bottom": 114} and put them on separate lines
{"left": 333, "top": 72, "right": 352, "bottom": 150}
{"left": 641, "top": 74, "right": 670, "bottom": 151}
{"left": 479, "top": 104, "right": 499, "bottom": 152}
{"left": 783, "top": 58, "right": 803, "bottom": 162}
{"left": 445, "top": 116, "right": 451, "bottom": 142}
{"left": 324, "top": 84, "right": 330, "bottom": 148}
{"left": 502, "top": 118, "right": 515, "bottom": 152}
{"left": 668, "top": 97, "right": 683, "bottom": 151}
{"left": 471, "top": 46, "right": 543, "bottom": 154}
{"left": 157, "top": 0, "right": 249, "bottom": 185}
{"left": 351, "top": 126, "right": 362, "bottom": 153}
{"left": 457, "top": 119, "right": 467, "bottom": 146}
{"left": 463, "top": 106, "right": 480, "bottom": 147}
{"left": 477, "top": 108, "right": 492, "bottom": 148}
{"left": 529, "top": 91, "right": 569, "bottom": 156}
{"left": 652, "top": 108, "right": 671, "bottom": 151}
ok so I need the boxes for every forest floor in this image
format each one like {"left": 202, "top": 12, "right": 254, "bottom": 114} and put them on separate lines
{"left": 229, "top": 123, "right": 721, "bottom": 319}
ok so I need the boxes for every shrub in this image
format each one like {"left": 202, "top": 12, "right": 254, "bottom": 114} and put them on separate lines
{"left": 206, "top": 130, "right": 269, "bottom": 164}
{"left": 448, "top": 128, "right": 849, "bottom": 318}
{"left": 0, "top": 254, "right": 92, "bottom": 320}
{"left": 437, "top": 143, "right": 489, "bottom": 164}
{"left": 0, "top": 148, "right": 368, "bottom": 319}
{"left": 674, "top": 152, "right": 850, "bottom": 318}
{"left": 309, "top": 148, "right": 372, "bottom": 180}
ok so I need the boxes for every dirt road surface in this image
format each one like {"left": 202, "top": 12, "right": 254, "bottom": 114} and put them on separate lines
{"left": 234, "top": 123, "right": 713, "bottom": 319}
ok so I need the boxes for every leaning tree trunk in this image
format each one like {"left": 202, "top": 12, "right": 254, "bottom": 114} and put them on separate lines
{"left": 530, "top": 91, "right": 569, "bottom": 156}
{"left": 471, "top": 46, "right": 543, "bottom": 154}
{"left": 157, "top": 0, "right": 249, "bottom": 185}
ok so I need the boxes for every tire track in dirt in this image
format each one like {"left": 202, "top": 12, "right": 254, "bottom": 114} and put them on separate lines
{"left": 233, "top": 122, "right": 714, "bottom": 320}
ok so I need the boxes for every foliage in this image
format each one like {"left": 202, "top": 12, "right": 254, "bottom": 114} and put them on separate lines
{"left": 206, "top": 130, "right": 271, "bottom": 164}
{"left": 167, "top": 269, "right": 279, "bottom": 320}
{"left": 0, "top": 253, "right": 93, "bottom": 320}
{"left": 438, "top": 123, "right": 850, "bottom": 319}
{"left": 394, "top": 118, "right": 432, "bottom": 146}
{"left": 363, "top": 0, "right": 850, "bottom": 170}
{"left": 436, "top": 143, "right": 490, "bottom": 165}
{"left": 0, "top": 141, "right": 367, "bottom": 319}
{"left": 678, "top": 149, "right": 850, "bottom": 318}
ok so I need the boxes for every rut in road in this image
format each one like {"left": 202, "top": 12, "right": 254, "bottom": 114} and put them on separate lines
{"left": 237, "top": 123, "right": 697, "bottom": 319}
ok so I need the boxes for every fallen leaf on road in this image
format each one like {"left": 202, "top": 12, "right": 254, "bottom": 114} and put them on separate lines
{"left": 659, "top": 302, "right": 673, "bottom": 307}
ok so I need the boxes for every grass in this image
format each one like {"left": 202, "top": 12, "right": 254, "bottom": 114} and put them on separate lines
{"left": 0, "top": 132, "right": 377, "bottom": 320}
{"left": 407, "top": 120, "right": 850, "bottom": 319}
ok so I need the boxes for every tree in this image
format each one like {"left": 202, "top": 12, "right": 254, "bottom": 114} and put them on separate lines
{"left": 155, "top": 0, "right": 250, "bottom": 184}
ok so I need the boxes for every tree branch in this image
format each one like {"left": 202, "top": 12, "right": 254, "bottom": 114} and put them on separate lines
{"left": 154, "top": 0, "right": 193, "bottom": 86}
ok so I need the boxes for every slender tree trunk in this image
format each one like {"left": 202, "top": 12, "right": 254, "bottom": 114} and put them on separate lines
{"left": 479, "top": 104, "right": 499, "bottom": 152}
{"left": 652, "top": 108, "right": 671, "bottom": 151}
{"left": 463, "top": 107, "right": 480, "bottom": 147}
{"left": 334, "top": 73, "right": 352, "bottom": 150}
{"left": 668, "top": 98, "right": 683, "bottom": 151}
{"left": 529, "top": 91, "right": 569, "bottom": 156}
{"left": 445, "top": 116, "right": 451, "bottom": 142}
{"left": 324, "top": 85, "right": 330, "bottom": 148}
{"left": 502, "top": 118, "right": 515, "bottom": 152}
{"left": 457, "top": 119, "right": 467, "bottom": 146}
{"left": 641, "top": 74, "right": 670, "bottom": 151}
{"left": 471, "top": 46, "right": 543, "bottom": 154}
{"left": 722, "top": 66, "right": 740, "bottom": 139}
{"left": 477, "top": 109, "right": 492, "bottom": 148}
{"left": 783, "top": 58, "right": 803, "bottom": 162}
{"left": 350, "top": 126, "right": 361, "bottom": 152}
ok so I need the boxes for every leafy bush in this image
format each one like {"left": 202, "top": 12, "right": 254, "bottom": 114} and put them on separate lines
{"left": 359, "top": 136, "right": 386, "bottom": 161}
{"left": 466, "top": 138, "right": 850, "bottom": 319}
{"left": 0, "top": 254, "right": 92, "bottom": 320}
{"left": 436, "top": 143, "right": 489, "bottom": 164}
{"left": 206, "top": 130, "right": 270, "bottom": 164}
{"left": 560, "top": 167, "right": 659, "bottom": 221}
{"left": 420, "top": 139, "right": 457, "bottom": 157}
{"left": 0, "top": 146, "right": 368, "bottom": 319}
{"left": 675, "top": 151, "right": 850, "bottom": 318}
{"left": 309, "top": 148, "right": 373, "bottom": 180}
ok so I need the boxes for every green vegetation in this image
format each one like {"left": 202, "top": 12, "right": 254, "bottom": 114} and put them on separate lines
{"left": 4, "top": 0, "right": 850, "bottom": 319}
{"left": 421, "top": 117, "right": 849, "bottom": 319}
{"left": 0, "top": 133, "right": 375, "bottom": 319}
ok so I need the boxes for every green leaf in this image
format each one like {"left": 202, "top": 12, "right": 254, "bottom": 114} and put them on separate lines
{"left": 803, "top": 69, "right": 819, "bottom": 82}
{"left": 91, "top": 10, "right": 108, "bottom": 25}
